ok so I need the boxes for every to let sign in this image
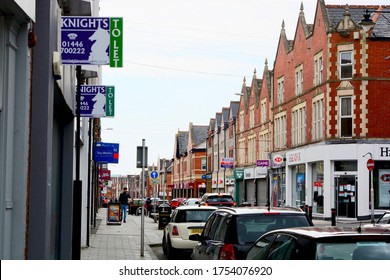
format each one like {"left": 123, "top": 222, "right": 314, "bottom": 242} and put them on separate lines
{"left": 61, "top": 17, "right": 123, "bottom": 67}
{"left": 77, "top": 85, "right": 115, "bottom": 117}
{"left": 367, "top": 158, "right": 375, "bottom": 171}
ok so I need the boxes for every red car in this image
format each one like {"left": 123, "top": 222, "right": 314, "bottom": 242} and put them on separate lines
{"left": 170, "top": 198, "right": 186, "bottom": 209}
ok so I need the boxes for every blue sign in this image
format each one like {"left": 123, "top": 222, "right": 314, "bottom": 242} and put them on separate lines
{"left": 61, "top": 17, "right": 123, "bottom": 67}
{"left": 94, "top": 142, "right": 119, "bottom": 163}
{"left": 150, "top": 171, "right": 159, "bottom": 179}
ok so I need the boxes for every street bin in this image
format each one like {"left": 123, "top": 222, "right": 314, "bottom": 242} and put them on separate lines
{"left": 158, "top": 203, "right": 171, "bottom": 230}
{"left": 107, "top": 202, "right": 121, "bottom": 225}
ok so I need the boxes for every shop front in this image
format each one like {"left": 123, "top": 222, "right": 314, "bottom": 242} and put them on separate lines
{"left": 286, "top": 143, "right": 390, "bottom": 220}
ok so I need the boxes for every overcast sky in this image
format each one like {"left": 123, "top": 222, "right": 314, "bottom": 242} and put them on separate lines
{"left": 98, "top": 0, "right": 386, "bottom": 175}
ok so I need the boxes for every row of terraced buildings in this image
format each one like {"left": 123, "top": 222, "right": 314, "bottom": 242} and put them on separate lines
{"left": 159, "top": 0, "right": 390, "bottom": 221}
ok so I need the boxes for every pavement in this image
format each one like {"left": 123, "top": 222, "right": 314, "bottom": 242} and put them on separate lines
{"left": 81, "top": 206, "right": 163, "bottom": 260}
{"left": 81, "top": 206, "right": 371, "bottom": 260}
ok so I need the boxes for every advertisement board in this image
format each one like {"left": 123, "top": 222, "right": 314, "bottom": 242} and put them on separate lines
{"left": 61, "top": 17, "right": 123, "bottom": 67}
{"left": 94, "top": 142, "right": 119, "bottom": 163}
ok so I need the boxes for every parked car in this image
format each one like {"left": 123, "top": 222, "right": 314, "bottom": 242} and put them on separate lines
{"left": 162, "top": 205, "right": 217, "bottom": 259}
{"left": 246, "top": 226, "right": 390, "bottom": 260}
{"left": 148, "top": 198, "right": 168, "bottom": 219}
{"left": 199, "top": 193, "right": 236, "bottom": 207}
{"left": 189, "top": 206, "right": 313, "bottom": 260}
{"left": 183, "top": 198, "right": 200, "bottom": 206}
{"left": 170, "top": 198, "right": 186, "bottom": 209}
{"left": 129, "top": 198, "right": 144, "bottom": 215}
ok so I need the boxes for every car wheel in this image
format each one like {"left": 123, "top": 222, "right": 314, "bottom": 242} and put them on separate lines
{"left": 162, "top": 234, "right": 168, "bottom": 255}
{"left": 166, "top": 238, "right": 176, "bottom": 260}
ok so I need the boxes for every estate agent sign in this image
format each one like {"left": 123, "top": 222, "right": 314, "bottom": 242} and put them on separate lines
{"left": 77, "top": 85, "right": 115, "bottom": 117}
{"left": 61, "top": 17, "right": 123, "bottom": 67}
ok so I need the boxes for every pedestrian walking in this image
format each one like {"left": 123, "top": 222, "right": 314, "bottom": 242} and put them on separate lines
{"left": 119, "top": 187, "right": 131, "bottom": 223}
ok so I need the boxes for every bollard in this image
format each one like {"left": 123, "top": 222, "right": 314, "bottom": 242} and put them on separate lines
{"left": 308, "top": 206, "right": 313, "bottom": 221}
{"left": 331, "top": 208, "right": 336, "bottom": 226}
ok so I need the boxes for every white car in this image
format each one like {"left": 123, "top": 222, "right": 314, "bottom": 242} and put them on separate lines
{"left": 162, "top": 205, "right": 217, "bottom": 259}
{"left": 183, "top": 198, "right": 200, "bottom": 206}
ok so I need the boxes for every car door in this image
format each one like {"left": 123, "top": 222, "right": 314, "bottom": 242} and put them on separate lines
{"left": 192, "top": 212, "right": 225, "bottom": 260}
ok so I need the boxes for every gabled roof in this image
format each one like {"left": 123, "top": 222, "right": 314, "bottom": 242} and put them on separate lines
{"left": 373, "top": 8, "right": 390, "bottom": 37}
{"left": 229, "top": 101, "right": 240, "bottom": 121}
{"left": 190, "top": 124, "right": 208, "bottom": 147}
{"left": 208, "top": 118, "right": 215, "bottom": 131}
{"left": 221, "top": 107, "right": 230, "bottom": 129}
{"left": 214, "top": 112, "right": 222, "bottom": 133}
{"left": 174, "top": 130, "right": 188, "bottom": 158}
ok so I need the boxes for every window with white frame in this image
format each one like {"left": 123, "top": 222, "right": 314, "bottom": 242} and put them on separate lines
{"left": 248, "top": 136, "right": 256, "bottom": 164}
{"left": 249, "top": 105, "right": 255, "bottom": 128}
{"left": 292, "top": 105, "right": 306, "bottom": 146}
{"left": 295, "top": 65, "right": 303, "bottom": 96}
{"left": 201, "top": 157, "right": 206, "bottom": 170}
{"left": 277, "top": 77, "right": 284, "bottom": 105}
{"left": 340, "top": 96, "right": 353, "bottom": 137}
{"left": 312, "top": 97, "right": 324, "bottom": 140}
{"left": 275, "top": 114, "right": 287, "bottom": 149}
{"left": 314, "top": 53, "right": 323, "bottom": 86}
{"left": 261, "top": 99, "right": 267, "bottom": 123}
{"left": 239, "top": 111, "right": 244, "bottom": 132}
{"left": 259, "top": 132, "right": 269, "bottom": 160}
{"left": 340, "top": 51, "right": 353, "bottom": 79}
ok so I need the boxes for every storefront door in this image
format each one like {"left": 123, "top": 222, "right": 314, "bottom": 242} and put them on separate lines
{"left": 334, "top": 174, "right": 358, "bottom": 218}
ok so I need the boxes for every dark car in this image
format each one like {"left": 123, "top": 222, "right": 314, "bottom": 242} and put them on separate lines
{"left": 246, "top": 226, "right": 390, "bottom": 260}
{"left": 189, "top": 206, "right": 313, "bottom": 260}
{"left": 199, "top": 193, "right": 236, "bottom": 207}
{"left": 149, "top": 198, "right": 168, "bottom": 218}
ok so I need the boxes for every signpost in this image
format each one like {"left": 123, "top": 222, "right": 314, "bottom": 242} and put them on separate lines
{"left": 61, "top": 16, "right": 123, "bottom": 259}
{"left": 364, "top": 155, "right": 375, "bottom": 223}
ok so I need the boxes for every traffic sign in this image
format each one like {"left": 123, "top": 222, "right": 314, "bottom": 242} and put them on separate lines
{"left": 367, "top": 158, "right": 375, "bottom": 171}
{"left": 150, "top": 171, "right": 159, "bottom": 179}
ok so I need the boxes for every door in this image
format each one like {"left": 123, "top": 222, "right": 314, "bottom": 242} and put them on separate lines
{"left": 334, "top": 175, "right": 358, "bottom": 218}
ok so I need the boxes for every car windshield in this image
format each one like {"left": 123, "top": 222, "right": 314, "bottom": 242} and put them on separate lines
{"left": 378, "top": 213, "right": 390, "bottom": 224}
{"left": 175, "top": 209, "right": 215, "bottom": 223}
{"left": 316, "top": 242, "right": 390, "bottom": 260}
{"left": 236, "top": 214, "right": 311, "bottom": 244}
